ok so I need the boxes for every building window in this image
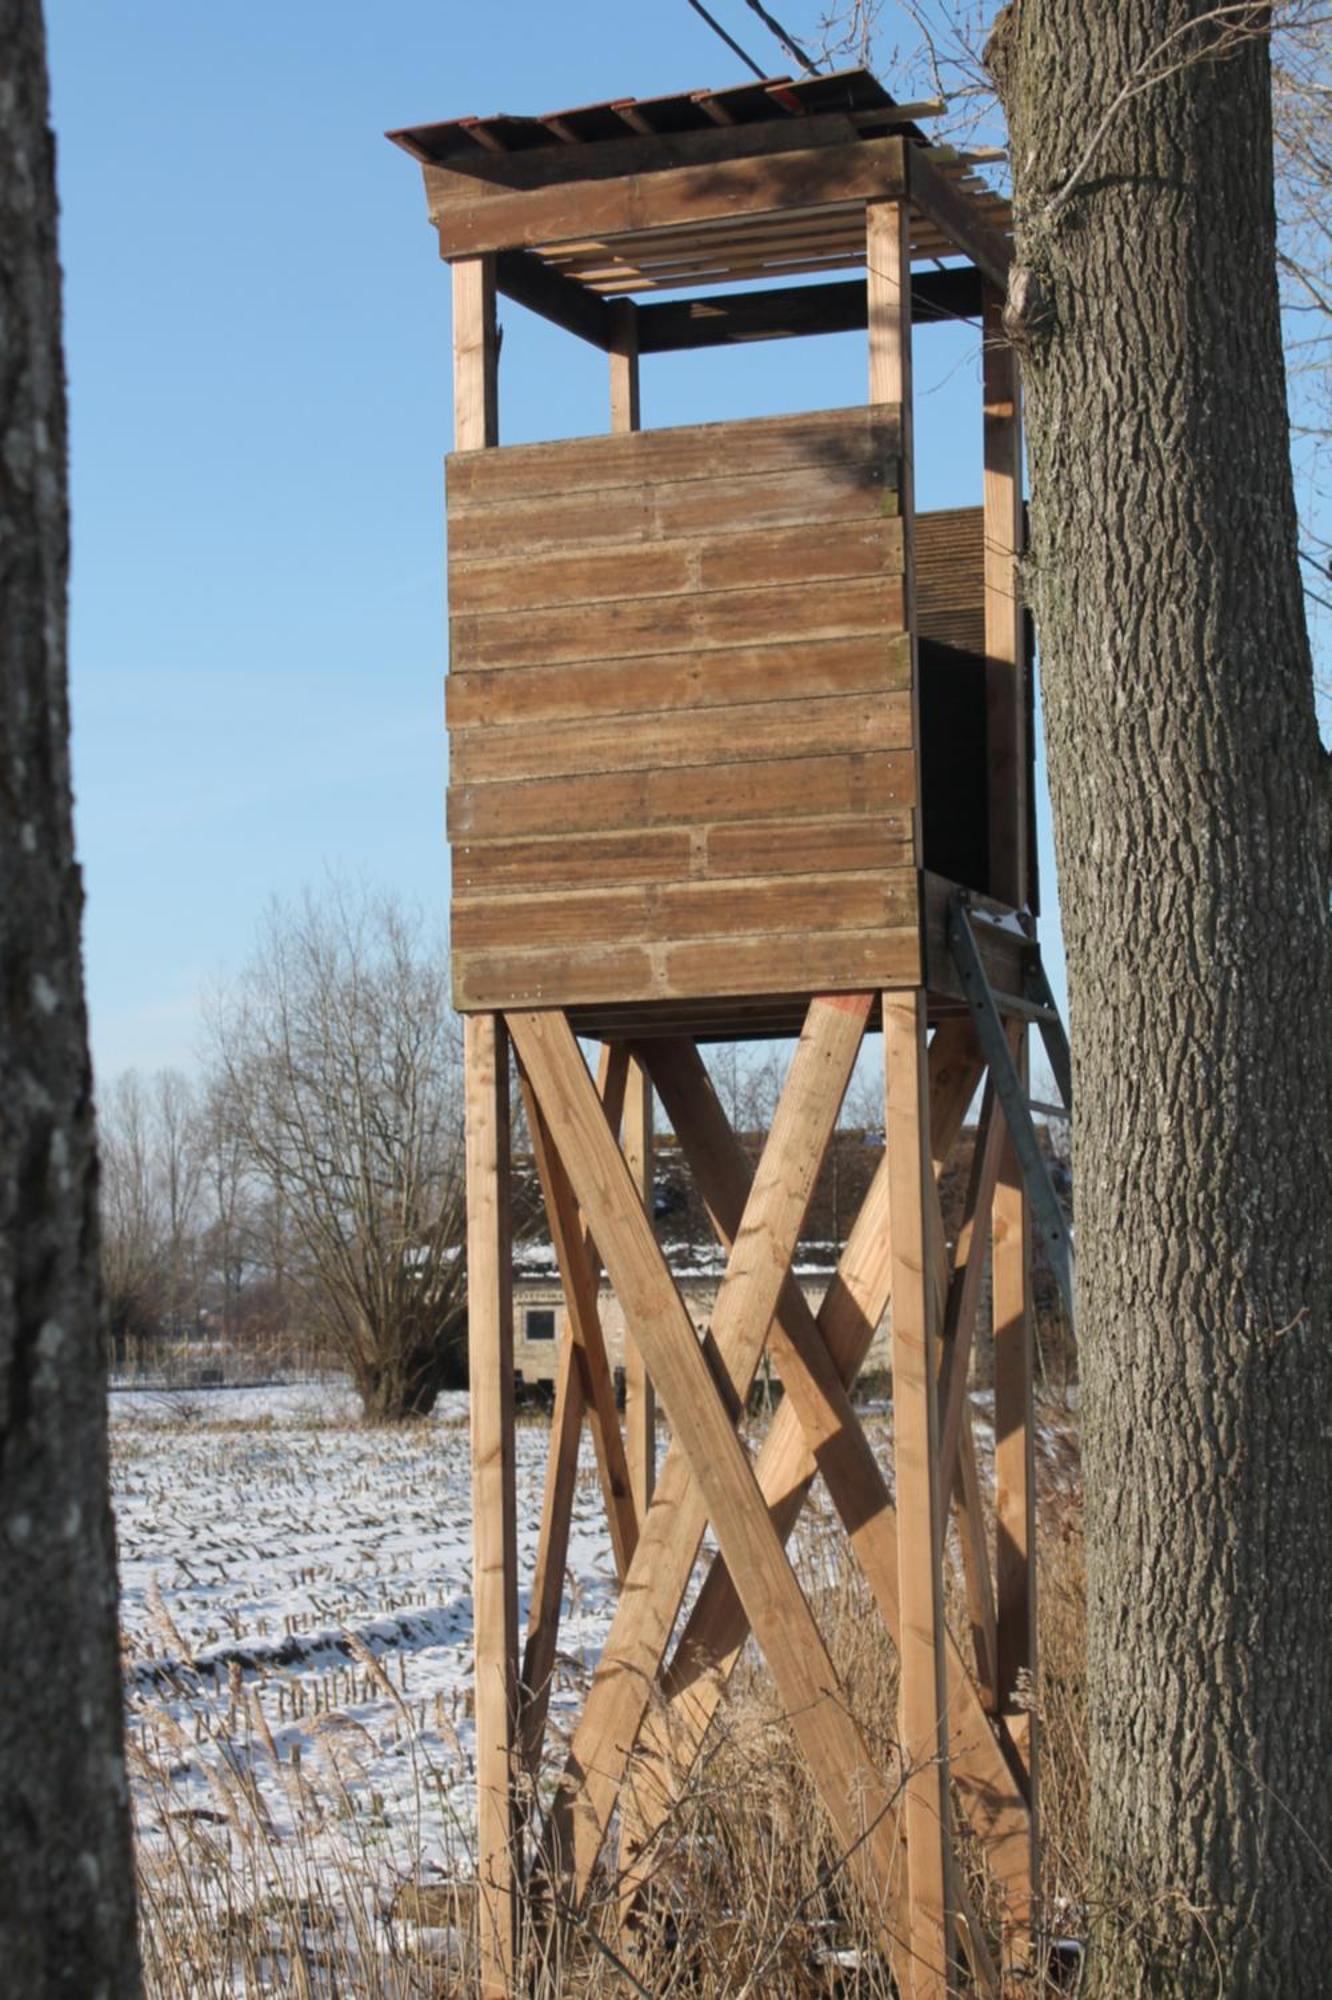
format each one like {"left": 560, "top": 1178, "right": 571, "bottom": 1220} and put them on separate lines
{"left": 525, "top": 1307, "right": 557, "bottom": 1342}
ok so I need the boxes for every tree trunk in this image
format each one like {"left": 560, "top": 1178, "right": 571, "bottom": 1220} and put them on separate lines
{"left": 989, "top": 6, "right": 1332, "bottom": 1991}
{"left": 0, "top": 4, "right": 142, "bottom": 1992}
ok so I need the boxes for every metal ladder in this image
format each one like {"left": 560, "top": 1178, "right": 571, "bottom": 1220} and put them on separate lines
{"left": 946, "top": 893, "right": 1075, "bottom": 1322}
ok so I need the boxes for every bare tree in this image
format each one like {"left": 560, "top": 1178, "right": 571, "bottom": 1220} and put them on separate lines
{"left": 196, "top": 1077, "right": 253, "bottom": 1345}
{"left": 982, "top": 5, "right": 1332, "bottom": 1991}
{"left": 764, "top": 3, "right": 1332, "bottom": 1984}
{"left": 702, "top": 1040, "right": 786, "bottom": 1133}
{"left": 98, "top": 1068, "right": 207, "bottom": 1365}
{"left": 98, "top": 1071, "right": 169, "bottom": 1362}
{"left": 209, "top": 888, "right": 468, "bottom": 1419}
{"left": 0, "top": 0, "right": 141, "bottom": 1988}
{"left": 153, "top": 1069, "right": 203, "bottom": 1337}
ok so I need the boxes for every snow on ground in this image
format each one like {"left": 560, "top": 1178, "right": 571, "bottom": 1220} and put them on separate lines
{"left": 112, "top": 1382, "right": 621, "bottom": 1944}
{"left": 112, "top": 1378, "right": 1079, "bottom": 1978}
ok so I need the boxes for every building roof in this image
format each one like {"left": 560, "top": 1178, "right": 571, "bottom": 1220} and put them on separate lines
{"left": 388, "top": 67, "right": 927, "bottom": 168}
{"left": 389, "top": 69, "right": 1011, "bottom": 300}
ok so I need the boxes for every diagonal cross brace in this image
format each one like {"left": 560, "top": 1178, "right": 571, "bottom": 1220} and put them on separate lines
{"left": 518, "top": 1043, "right": 631, "bottom": 1778}
{"left": 620, "top": 1021, "right": 1034, "bottom": 1933}
{"left": 510, "top": 1010, "right": 883, "bottom": 1848}
{"left": 510, "top": 1003, "right": 917, "bottom": 1978}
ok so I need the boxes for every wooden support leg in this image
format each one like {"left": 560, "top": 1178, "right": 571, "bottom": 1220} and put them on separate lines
{"left": 983, "top": 279, "right": 1027, "bottom": 910}
{"left": 622, "top": 1054, "right": 656, "bottom": 1516}
{"left": 885, "top": 991, "right": 954, "bottom": 1997}
{"left": 521, "top": 1078, "right": 639, "bottom": 1580}
{"left": 519, "top": 1045, "right": 630, "bottom": 1780}
{"left": 511, "top": 1006, "right": 910, "bottom": 1981}
{"left": 993, "top": 1032, "right": 1039, "bottom": 1938}
{"left": 521, "top": 996, "right": 871, "bottom": 1900}
{"left": 465, "top": 1015, "right": 518, "bottom": 1997}
{"left": 520, "top": 1333, "right": 583, "bottom": 1781}
{"left": 615, "top": 1024, "right": 1032, "bottom": 1926}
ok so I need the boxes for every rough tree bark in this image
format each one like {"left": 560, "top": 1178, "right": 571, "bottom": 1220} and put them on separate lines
{"left": 988, "top": 4, "right": 1332, "bottom": 1992}
{"left": 0, "top": 3, "right": 142, "bottom": 1992}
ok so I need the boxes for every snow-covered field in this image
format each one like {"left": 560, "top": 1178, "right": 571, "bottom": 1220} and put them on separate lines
{"left": 112, "top": 1383, "right": 622, "bottom": 1985}
{"left": 112, "top": 1379, "right": 1079, "bottom": 1991}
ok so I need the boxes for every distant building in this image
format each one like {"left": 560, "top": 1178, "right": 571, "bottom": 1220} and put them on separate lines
{"left": 510, "top": 1126, "right": 894, "bottom": 1395}
{"left": 511, "top": 1237, "right": 893, "bottom": 1395}
{"left": 509, "top": 1117, "right": 1072, "bottom": 1396}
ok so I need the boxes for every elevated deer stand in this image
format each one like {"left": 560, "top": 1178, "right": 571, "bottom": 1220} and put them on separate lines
{"left": 392, "top": 68, "right": 1045, "bottom": 1998}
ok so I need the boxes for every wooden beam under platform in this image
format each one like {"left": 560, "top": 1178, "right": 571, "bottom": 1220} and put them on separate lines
{"left": 635, "top": 267, "right": 983, "bottom": 352}
{"left": 495, "top": 247, "right": 614, "bottom": 348}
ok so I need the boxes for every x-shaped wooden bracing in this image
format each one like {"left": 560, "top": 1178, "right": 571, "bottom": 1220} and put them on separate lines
{"left": 506, "top": 1000, "right": 1033, "bottom": 1994}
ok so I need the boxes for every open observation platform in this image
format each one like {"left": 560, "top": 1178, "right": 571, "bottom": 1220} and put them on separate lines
{"left": 391, "top": 68, "right": 1033, "bottom": 1041}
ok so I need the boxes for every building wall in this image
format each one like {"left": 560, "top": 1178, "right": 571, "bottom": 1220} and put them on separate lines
{"left": 511, "top": 1275, "right": 894, "bottom": 1391}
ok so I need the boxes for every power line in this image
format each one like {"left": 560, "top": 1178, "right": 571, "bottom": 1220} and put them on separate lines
{"left": 741, "top": 0, "right": 823, "bottom": 74}
{"left": 684, "top": 0, "right": 768, "bottom": 81}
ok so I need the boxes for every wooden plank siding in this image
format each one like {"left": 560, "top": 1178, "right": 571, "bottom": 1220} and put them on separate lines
{"left": 446, "top": 408, "right": 984, "bottom": 1020}
{"left": 428, "top": 135, "right": 911, "bottom": 260}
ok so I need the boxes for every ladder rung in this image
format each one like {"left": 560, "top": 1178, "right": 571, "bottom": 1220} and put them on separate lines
{"left": 1028, "top": 1098, "right": 1070, "bottom": 1121}
{"left": 997, "top": 993, "right": 1061, "bottom": 1027}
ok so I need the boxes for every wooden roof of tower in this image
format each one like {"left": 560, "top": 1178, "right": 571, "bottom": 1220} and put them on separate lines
{"left": 389, "top": 68, "right": 1012, "bottom": 333}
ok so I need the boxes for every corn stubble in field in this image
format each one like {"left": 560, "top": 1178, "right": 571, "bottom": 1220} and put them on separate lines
{"left": 114, "top": 1385, "right": 1087, "bottom": 1996}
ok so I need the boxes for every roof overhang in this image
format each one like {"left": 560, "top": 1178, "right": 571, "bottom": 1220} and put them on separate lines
{"left": 389, "top": 71, "right": 1011, "bottom": 350}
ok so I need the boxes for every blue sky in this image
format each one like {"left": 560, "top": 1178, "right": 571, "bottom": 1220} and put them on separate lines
{"left": 46, "top": 0, "right": 1065, "bottom": 1083}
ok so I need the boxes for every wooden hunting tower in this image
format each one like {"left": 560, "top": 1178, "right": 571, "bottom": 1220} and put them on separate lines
{"left": 393, "top": 67, "right": 1048, "bottom": 1999}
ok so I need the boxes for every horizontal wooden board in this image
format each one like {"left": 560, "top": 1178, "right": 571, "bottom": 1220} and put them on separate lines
{"left": 421, "top": 112, "right": 888, "bottom": 203}
{"left": 453, "top": 869, "right": 917, "bottom": 953}
{"left": 444, "top": 402, "right": 929, "bottom": 1018}
{"left": 451, "top": 574, "right": 905, "bottom": 673}
{"left": 448, "top": 749, "right": 915, "bottom": 842}
{"left": 449, "top": 516, "right": 904, "bottom": 616}
{"left": 451, "top": 689, "right": 911, "bottom": 787}
{"left": 917, "top": 506, "right": 983, "bottom": 654}
{"left": 453, "top": 923, "right": 921, "bottom": 1013}
{"left": 568, "top": 997, "right": 821, "bottom": 1042}
{"left": 449, "top": 461, "right": 898, "bottom": 563}
{"left": 452, "top": 812, "right": 913, "bottom": 901}
{"left": 921, "top": 869, "right": 1027, "bottom": 1004}
{"left": 663, "top": 925, "right": 920, "bottom": 999}
{"left": 431, "top": 135, "right": 909, "bottom": 260}
{"left": 920, "top": 608, "right": 985, "bottom": 653}
{"left": 702, "top": 812, "right": 913, "bottom": 880}
{"left": 447, "top": 405, "right": 899, "bottom": 505}
{"left": 446, "top": 633, "right": 911, "bottom": 731}
{"left": 453, "top": 827, "right": 693, "bottom": 897}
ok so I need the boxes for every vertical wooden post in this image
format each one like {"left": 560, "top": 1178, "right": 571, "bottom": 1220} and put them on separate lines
{"left": 868, "top": 196, "right": 922, "bottom": 885}
{"left": 454, "top": 256, "right": 509, "bottom": 1991}
{"left": 465, "top": 1015, "right": 518, "bottom": 1995}
{"left": 454, "top": 246, "right": 509, "bottom": 1993}
{"left": 884, "top": 994, "right": 955, "bottom": 1997}
{"left": 607, "top": 313, "right": 652, "bottom": 1519}
{"left": 454, "top": 254, "right": 499, "bottom": 451}
{"left": 622, "top": 1055, "right": 656, "bottom": 1513}
{"left": 982, "top": 282, "right": 1026, "bottom": 909}
{"left": 872, "top": 195, "right": 953, "bottom": 1997}
{"left": 994, "top": 1033, "right": 1039, "bottom": 1940}
{"left": 608, "top": 298, "right": 641, "bottom": 435}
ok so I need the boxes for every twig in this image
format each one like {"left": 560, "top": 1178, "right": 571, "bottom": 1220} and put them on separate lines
{"left": 1045, "top": 4, "right": 1279, "bottom": 217}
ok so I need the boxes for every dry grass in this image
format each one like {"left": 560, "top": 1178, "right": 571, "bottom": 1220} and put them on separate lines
{"left": 129, "top": 1402, "right": 1088, "bottom": 1997}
